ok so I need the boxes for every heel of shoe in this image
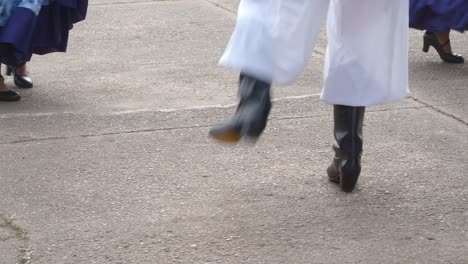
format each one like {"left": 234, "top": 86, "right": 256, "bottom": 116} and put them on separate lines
{"left": 422, "top": 42, "right": 430, "bottom": 53}
{"left": 339, "top": 157, "right": 361, "bottom": 193}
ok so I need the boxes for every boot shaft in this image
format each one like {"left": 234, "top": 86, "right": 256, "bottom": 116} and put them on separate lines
{"left": 333, "top": 105, "right": 365, "bottom": 155}
{"left": 238, "top": 74, "right": 271, "bottom": 103}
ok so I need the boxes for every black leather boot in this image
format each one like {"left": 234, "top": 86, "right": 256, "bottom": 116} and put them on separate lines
{"left": 327, "top": 105, "right": 365, "bottom": 192}
{"left": 209, "top": 74, "right": 271, "bottom": 143}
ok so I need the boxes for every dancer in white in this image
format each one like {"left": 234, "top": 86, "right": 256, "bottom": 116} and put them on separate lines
{"left": 210, "top": 0, "right": 410, "bottom": 192}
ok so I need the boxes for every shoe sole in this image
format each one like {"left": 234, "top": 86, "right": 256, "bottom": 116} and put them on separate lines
{"left": 0, "top": 97, "right": 21, "bottom": 102}
{"left": 209, "top": 129, "right": 241, "bottom": 143}
{"left": 14, "top": 81, "right": 33, "bottom": 89}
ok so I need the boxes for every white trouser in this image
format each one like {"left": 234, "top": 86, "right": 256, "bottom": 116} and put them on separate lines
{"left": 219, "top": 0, "right": 409, "bottom": 106}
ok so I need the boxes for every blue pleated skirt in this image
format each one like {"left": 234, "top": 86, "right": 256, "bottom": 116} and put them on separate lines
{"left": 410, "top": 0, "right": 468, "bottom": 32}
{"left": 0, "top": 0, "right": 88, "bottom": 67}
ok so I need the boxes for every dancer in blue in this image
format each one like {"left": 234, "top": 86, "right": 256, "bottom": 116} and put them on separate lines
{"left": 0, "top": 0, "right": 88, "bottom": 101}
{"left": 410, "top": 0, "right": 467, "bottom": 64}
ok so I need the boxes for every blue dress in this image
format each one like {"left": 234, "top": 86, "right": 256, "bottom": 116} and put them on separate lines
{"left": 410, "top": 0, "right": 468, "bottom": 32}
{"left": 0, "top": 0, "right": 88, "bottom": 67}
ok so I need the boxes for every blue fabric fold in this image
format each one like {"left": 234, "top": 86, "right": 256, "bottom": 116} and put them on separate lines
{"left": 0, "top": 0, "right": 87, "bottom": 67}
{"left": 410, "top": 0, "right": 468, "bottom": 32}
{"left": 0, "top": 8, "right": 37, "bottom": 66}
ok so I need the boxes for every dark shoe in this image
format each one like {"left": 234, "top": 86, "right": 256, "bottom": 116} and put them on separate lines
{"left": 327, "top": 105, "right": 365, "bottom": 192}
{"left": 6, "top": 65, "right": 33, "bottom": 89}
{"left": 423, "top": 32, "right": 464, "bottom": 64}
{"left": 0, "top": 75, "right": 21, "bottom": 102}
{"left": 209, "top": 74, "right": 272, "bottom": 143}
{"left": 0, "top": 90, "right": 21, "bottom": 102}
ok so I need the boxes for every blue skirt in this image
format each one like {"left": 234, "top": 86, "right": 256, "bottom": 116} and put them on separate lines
{"left": 410, "top": 0, "right": 468, "bottom": 32}
{"left": 0, "top": 0, "right": 88, "bottom": 67}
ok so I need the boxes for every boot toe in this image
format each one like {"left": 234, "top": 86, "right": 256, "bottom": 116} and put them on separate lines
{"left": 327, "top": 165, "right": 340, "bottom": 184}
{"left": 209, "top": 126, "right": 241, "bottom": 143}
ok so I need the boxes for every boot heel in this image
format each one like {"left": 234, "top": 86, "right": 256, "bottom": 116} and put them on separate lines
{"left": 340, "top": 157, "right": 362, "bottom": 193}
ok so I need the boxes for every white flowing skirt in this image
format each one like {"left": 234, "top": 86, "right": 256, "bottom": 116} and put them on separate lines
{"left": 219, "top": 0, "right": 410, "bottom": 106}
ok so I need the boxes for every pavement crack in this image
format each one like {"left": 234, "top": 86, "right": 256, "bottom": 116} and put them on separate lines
{"left": 203, "top": 0, "right": 237, "bottom": 15}
{"left": 0, "top": 124, "right": 212, "bottom": 145}
{"left": 0, "top": 104, "right": 424, "bottom": 145}
{"left": 410, "top": 96, "right": 468, "bottom": 126}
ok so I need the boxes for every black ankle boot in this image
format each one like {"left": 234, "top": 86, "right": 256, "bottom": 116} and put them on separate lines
{"left": 209, "top": 74, "right": 271, "bottom": 143}
{"left": 327, "top": 105, "right": 365, "bottom": 192}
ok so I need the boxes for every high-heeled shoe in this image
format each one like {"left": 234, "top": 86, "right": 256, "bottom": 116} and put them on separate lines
{"left": 0, "top": 76, "right": 21, "bottom": 102}
{"left": 6, "top": 64, "right": 34, "bottom": 88}
{"left": 209, "top": 74, "right": 272, "bottom": 143}
{"left": 423, "top": 31, "right": 464, "bottom": 64}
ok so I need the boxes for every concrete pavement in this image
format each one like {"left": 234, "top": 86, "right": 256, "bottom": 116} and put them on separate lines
{"left": 1, "top": 1, "right": 467, "bottom": 263}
